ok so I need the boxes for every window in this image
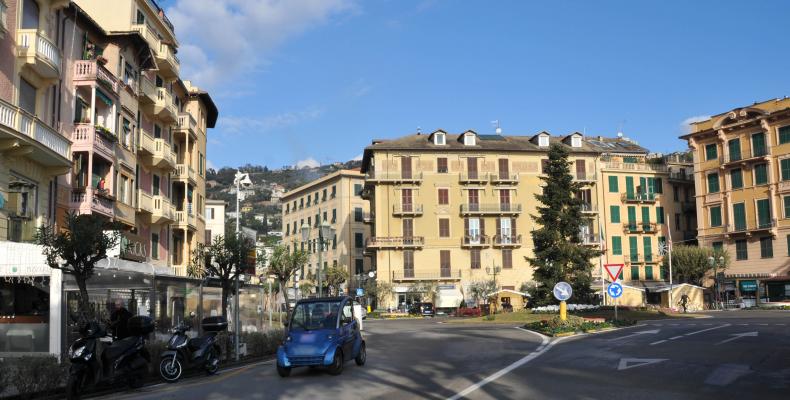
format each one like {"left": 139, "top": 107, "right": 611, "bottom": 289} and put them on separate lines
{"left": 119, "top": 175, "right": 129, "bottom": 204}
{"left": 730, "top": 168, "right": 743, "bottom": 189}
{"left": 332, "top": 209, "right": 337, "bottom": 223}
{"left": 354, "top": 207, "right": 363, "bottom": 222}
{"left": 673, "top": 185, "right": 679, "bottom": 202}
{"left": 437, "top": 157, "right": 448, "bottom": 173}
{"left": 784, "top": 196, "right": 790, "bottom": 218}
{"left": 205, "top": 230, "right": 212, "bottom": 243}
{"left": 354, "top": 184, "right": 363, "bottom": 196}
{"left": 611, "top": 236, "right": 622, "bottom": 255}
{"left": 787, "top": 235, "right": 790, "bottom": 256}
{"left": 438, "top": 188, "right": 449, "bottom": 205}
{"left": 322, "top": 189, "right": 327, "bottom": 201}
{"left": 631, "top": 266, "right": 639, "bottom": 280}
{"left": 781, "top": 159, "right": 790, "bottom": 181}
{"left": 728, "top": 138, "right": 741, "bottom": 162}
{"left": 404, "top": 250, "right": 414, "bottom": 278}
{"left": 710, "top": 206, "right": 722, "bottom": 227}
{"left": 643, "top": 237, "right": 653, "bottom": 262}
{"left": 541, "top": 159, "right": 549, "bottom": 174}
{"left": 656, "top": 207, "right": 664, "bottom": 224}
{"left": 705, "top": 143, "right": 718, "bottom": 161}
{"left": 470, "top": 249, "right": 481, "bottom": 269}
{"left": 355, "top": 259, "right": 364, "bottom": 275}
{"left": 440, "top": 250, "right": 451, "bottom": 277}
{"left": 754, "top": 164, "right": 768, "bottom": 185}
{"left": 439, "top": 218, "right": 450, "bottom": 238}
{"left": 19, "top": 78, "right": 36, "bottom": 115}
{"left": 354, "top": 233, "right": 363, "bottom": 248}
{"left": 124, "top": 62, "right": 136, "bottom": 86}
{"left": 608, "top": 176, "right": 619, "bottom": 193}
{"left": 151, "top": 233, "right": 159, "bottom": 260}
{"left": 707, "top": 172, "right": 719, "bottom": 193}
{"left": 675, "top": 213, "right": 681, "bottom": 230}
{"left": 756, "top": 199, "right": 771, "bottom": 228}
{"left": 760, "top": 237, "right": 773, "bottom": 258}
{"left": 152, "top": 174, "right": 160, "bottom": 195}
{"left": 331, "top": 186, "right": 336, "bottom": 198}
{"left": 464, "top": 134, "right": 476, "bottom": 146}
{"left": 780, "top": 126, "right": 790, "bottom": 145}
{"left": 434, "top": 132, "right": 446, "bottom": 145}
{"left": 752, "top": 132, "right": 767, "bottom": 156}
{"left": 571, "top": 136, "right": 582, "bottom": 148}
{"left": 735, "top": 239, "right": 748, "bottom": 260}
{"left": 538, "top": 135, "right": 549, "bottom": 147}
{"left": 199, "top": 153, "right": 204, "bottom": 176}
{"left": 629, "top": 236, "right": 638, "bottom": 263}
{"left": 733, "top": 203, "right": 746, "bottom": 231}
{"left": 712, "top": 241, "right": 723, "bottom": 252}
{"left": 121, "top": 118, "right": 131, "bottom": 147}
{"left": 645, "top": 265, "right": 654, "bottom": 280}
{"left": 502, "top": 249, "right": 513, "bottom": 269}
{"left": 136, "top": 9, "right": 145, "bottom": 24}
{"left": 610, "top": 205, "right": 620, "bottom": 223}
{"left": 22, "top": 0, "right": 39, "bottom": 29}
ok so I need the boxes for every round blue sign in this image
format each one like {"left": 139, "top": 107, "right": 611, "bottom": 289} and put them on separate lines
{"left": 607, "top": 282, "right": 623, "bottom": 299}
{"left": 553, "top": 282, "right": 573, "bottom": 301}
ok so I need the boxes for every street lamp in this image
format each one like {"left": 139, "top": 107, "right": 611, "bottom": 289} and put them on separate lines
{"left": 485, "top": 264, "right": 501, "bottom": 313}
{"left": 301, "top": 211, "right": 335, "bottom": 297}
{"left": 708, "top": 255, "right": 725, "bottom": 308}
{"left": 231, "top": 171, "right": 252, "bottom": 362}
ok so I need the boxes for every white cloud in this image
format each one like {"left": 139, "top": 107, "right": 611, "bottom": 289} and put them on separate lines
{"left": 295, "top": 158, "right": 320, "bottom": 169}
{"left": 167, "top": 0, "right": 358, "bottom": 89}
{"left": 206, "top": 159, "right": 217, "bottom": 171}
{"left": 218, "top": 107, "right": 324, "bottom": 134}
{"left": 680, "top": 115, "right": 710, "bottom": 133}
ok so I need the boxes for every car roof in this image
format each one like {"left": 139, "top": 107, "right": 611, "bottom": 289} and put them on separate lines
{"left": 296, "top": 296, "right": 349, "bottom": 304}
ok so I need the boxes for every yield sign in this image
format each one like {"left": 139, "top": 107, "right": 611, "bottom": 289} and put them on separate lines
{"left": 604, "top": 264, "right": 624, "bottom": 281}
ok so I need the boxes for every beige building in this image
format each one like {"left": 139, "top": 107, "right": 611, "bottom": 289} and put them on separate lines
{"left": 281, "top": 169, "right": 372, "bottom": 295}
{"left": 204, "top": 198, "right": 226, "bottom": 243}
{"left": 682, "top": 98, "right": 790, "bottom": 305}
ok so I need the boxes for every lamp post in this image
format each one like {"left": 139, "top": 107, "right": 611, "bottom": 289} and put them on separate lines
{"left": 232, "top": 171, "right": 252, "bottom": 361}
{"left": 301, "top": 209, "right": 335, "bottom": 297}
{"left": 708, "top": 255, "right": 725, "bottom": 308}
{"left": 485, "top": 264, "right": 501, "bottom": 313}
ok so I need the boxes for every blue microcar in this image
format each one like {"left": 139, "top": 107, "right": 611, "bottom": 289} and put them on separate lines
{"left": 276, "top": 296, "right": 366, "bottom": 377}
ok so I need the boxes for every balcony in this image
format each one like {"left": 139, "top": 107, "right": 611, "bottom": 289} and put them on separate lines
{"left": 622, "top": 222, "right": 657, "bottom": 234}
{"left": 174, "top": 210, "right": 197, "bottom": 230}
{"left": 580, "top": 203, "right": 598, "bottom": 213}
{"left": 154, "top": 88, "right": 177, "bottom": 122}
{"left": 153, "top": 139, "right": 175, "bottom": 169}
{"left": 365, "top": 171, "right": 423, "bottom": 184}
{"left": 461, "top": 235, "right": 490, "bottom": 248}
{"left": 579, "top": 234, "right": 601, "bottom": 246}
{"left": 669, "top": 171, "right": 693, "bottom": 182}
{"left": 603, "top": 162, "right": 668, "bottom": 173}
{"left": 392, "top": 270, "right": 462, "bottom": 281}
{"left": 393, "top": 203, "right": 423, "bottom": 216}
{"left": 365, "top": 236, "right": 424, "bottom": 249}
{"left": 6, "top": 217, "right": 37, "bottom": 243}
{"left": 70, "top": 188, "right": 114, "bottom": 217}
{"left": 490, "top": 173, "right": 519, "bottom": 185}
{"left": 621, "top": 192, "right": 657, "bottom": 203}
{"left": 492, "top": 234, "right": 522, "bottom": 248}
{"left": 114, "top": 201, "right": 136, "bottom": 227}
{"left": 131, "top": 23, "right": 160, "bottom": 54}
{"left": 626, "top": 253, "right": 643, "bottom": 264}
{"left": 573, "top": 172, "right": 597, "bottom": 184}
{"left": 138, "top": 75, "right": 156, "bottom": 104}
{"left": 459, "top": 173, "right": 489, "bottom": 184}
{"left": 362, "top": 212, "right": 374, "bottom": 224}
{"left": 151, "top": 195, "right": 175, "bottom": 224}
{"left": 155, "top": 42, "right": 180, "bottom": 78}
{"left": 726, "top": 219, "right": 777, "bottom": 236}
{"left": 137, "top": 190, "right": 153, "bottom": 214}
{"left": 721, "top": 147, "right": 770, "bottom": 166}
{"left": 175, "top": 112, "right": 197, "bottom": 137}
{"left": 16, "top": 29, "right": 61, "bottom": 81}
{"left": 72, "top": 60, "right": 119, "bottom": 93}
{"left": 0, "top": 99, "right": 71, "bottom": 166}
{"left": 460, "top": 203, "right": 522, "bottom": 215}
{"left": 71, "top": 123, "right": 116, "bottom": 161}
{"left": 174, "top": 164, "right": 197, "bottom": 184}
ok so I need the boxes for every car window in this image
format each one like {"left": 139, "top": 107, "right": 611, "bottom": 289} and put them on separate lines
{"left": 290, "top": 301, "right": 341, "bottom": 331}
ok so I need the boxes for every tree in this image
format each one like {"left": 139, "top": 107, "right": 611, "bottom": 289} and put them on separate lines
{"left": 298, "top": 281, "right": 315, "bottom": 298}
{"left": 468, "top": 280, "right": 496, "bottom": 307}
{"left": 36, "top": 212, "right": 120, "bottom": 320}
{"left": 526, "top": 143, "right": 602, "bottom": 306}
{"left": 409, "top": 282, "right": 438, "bottom": 303}
{"left": 324, "top": 266, "right": 349, "bottom": 296}
{"left": 187, "top": 233, "right": 256, "bottom": 318}
{"left": 661, "top": 245, "right": 730, "bottom": 286}
{"left": 364, "top": 280, "right": 392, "bottom": 309}
{"left": 267, "top": 244, "right": 308, "bottom": 310}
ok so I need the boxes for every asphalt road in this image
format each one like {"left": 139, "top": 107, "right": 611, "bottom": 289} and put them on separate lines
{"left": 95, "top": 311, "right": 790, "bottom": 400}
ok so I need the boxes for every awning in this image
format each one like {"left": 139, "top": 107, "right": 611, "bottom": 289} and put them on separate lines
{"left": 95, "top": 89, "right": 113, "bottom": 106}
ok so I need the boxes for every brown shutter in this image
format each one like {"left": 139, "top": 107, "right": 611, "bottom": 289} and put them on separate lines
{"left": 496, "top": 218, "right": 502, "bottom": 240}
{"left": 576, "top": 159, "right": 585, "bottom": 179}
{"left": 467, "top": 157, "right": 478, "bottom": 179}
{"left": 499, "top": 158, "right": 509, "bottom": 179}
{"left": 512, "top": 218, "right": 517, "bottom": 237}
{"left": 464, "top": 218, "right": 469, "bottom": 237}
{"left": 401, "top": 157, "right": 412, "bottom": 179}
{"left": 480, "top": 219, "right": 486, "bottom": 238}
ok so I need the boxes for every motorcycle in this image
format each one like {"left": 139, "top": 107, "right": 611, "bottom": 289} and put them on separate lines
{"left": 66, "top": 316, "right": 154, "bottom": 400}
{"left": 159, "top": 313, "right": 227, "bottom": 382}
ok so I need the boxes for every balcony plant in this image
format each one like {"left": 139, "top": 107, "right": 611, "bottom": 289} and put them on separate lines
{"left": 94, "top": 124, "right": 117, "bottom": 142}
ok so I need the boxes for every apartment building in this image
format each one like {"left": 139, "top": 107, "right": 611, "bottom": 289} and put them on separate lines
{"left": 682, "top": 98, "right": 790, "bottom": 305}
{"left": 281, "top": 169, "right": 372, "bottom": 295}
{"left": 205, "top": 198, "right": 226, "bottom": 243}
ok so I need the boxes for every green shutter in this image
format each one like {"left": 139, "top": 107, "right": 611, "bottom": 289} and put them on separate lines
{"left": 710, "top": 206, "right": 722, "bottom": 227}
{"left": 781, "top": 159, "right": 790, "bottom": 181}
{"left": 629, "top": 236, "right": 638, "bottom": 262}
{"left": 640, "top": 177, "right": 647, "bottom": 196}
{"left": 610, "top": 205, "right": 620, "bottom": 223}
{"left": 630, "top": 266, "right": 640, "bottom": 280}
{"left": 733, "top": 203, "right": 746, "bottom": 231}
{"left": 784, "top": 196, "right": 790, "bottom": 219}
{"left": 655, "top": 178, "right": 663, "bottom": 194}
{"left": 656, "top": 207, "right": 665, "bottom": 224}
{"left": 645, "top": 265, "right": 654, "bottom": 280}
{"left": 612, "top": 236, "right": 622, "bottom": 255}
{"left": 625, "top": 176, "right": 634, "bottom": 198}
{"left": 643, "top": 237, "right": 652, "bottom": 262}
{"left": 752, "top": 132, "right": 766, "bottom": 156}
{"left": 705, "top": 143, "right": 718, "bottom": 161}
{"left": 641, "top": 206, "right": 650, "bottom": 230}
{"left": 787, "top": 235, "right": 790, "bottom": 256}
{"left": 608, "top": 176, "right": 619, "bottom": 192}
{"left": 760, "top": 237, "right": 773, "bottom": 258}
{"left": 780, "top": 126, "right": 790, "bottom": 144}
{"left": 731, "top": 168, "right": 743, "bottom": 189}
{"left": 757, "top": 199, "right": 771, "bottom": 228}
{"left": 627, "top": 206, "right": 637, "bottom": 231}
{"left": 755, "top": 164, "right": 768, "bottom": 185}
{"left": 707, "top": 173, "right": 719, "bottom": 193}
{"left": 728, "top": 139, "right": 741, "bottom": 162}
{"left": 660, "top": 266, "right": 667, "bottom": 280}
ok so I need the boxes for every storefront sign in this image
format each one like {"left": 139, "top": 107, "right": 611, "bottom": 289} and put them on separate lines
{"left": 739, "top": 280, "right": 758, "bottom": 292}
{"left": 119, "top": 232, "right": 147, "bottom": 263}
{"left": 0, "top": 264, "right": 51, "bottom": 277}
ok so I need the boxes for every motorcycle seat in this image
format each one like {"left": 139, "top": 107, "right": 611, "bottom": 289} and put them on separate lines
{"left": 187, "top": 336, "right": 211, "bottom": 351}
{"left": 104, "top": 336, "right": 138, "bottom": 360}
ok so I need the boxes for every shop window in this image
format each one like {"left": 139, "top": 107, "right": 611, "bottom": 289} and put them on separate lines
{"left": 0, "top": 278, "right": 50, "bottom": 352}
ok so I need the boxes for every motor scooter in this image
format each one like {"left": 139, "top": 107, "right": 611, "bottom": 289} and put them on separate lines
{"left": 159, "top": 313, "right": 227, "bottom": 382}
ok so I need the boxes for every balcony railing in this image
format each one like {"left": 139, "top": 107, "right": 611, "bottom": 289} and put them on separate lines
{"left": 721, "top": 147, "right": 770, "bottom": 164}
{"left": 137, "top": 190, "right": 153, "bottom": 213}
{"left": 392, "top": 270, "right": 462, "bottom": 281}
{"left": 579, "top": 234, "right": 600, "bottom": 246}
{"left": 0, "top": 99, "right": 70, "bottom": 161}
{"left": 139, "top": 75, "right": 156, "bottom": 103}
{"left": 459, "top": 173, "right": 489, "bottom": 184}
{"left": 362, "top": 212, "right": 374, "bottom": 223}
{"left": 156, "top": 42, "right": 180, "bottom": 77}
{"left": 174, "top": 210, "right": 197, "bottom": 230}
{"left": 71, "top": 123, "right": 116, "bottom": 160}
{"left": 174, "top": 164, "right": 197, "bottom": 183}
{"left": 603, "top": 162, "right": 668, "bottom": 173}
{"left": 580, "top": 203, "right": 598, "bottom": 213}
{"left": 153, "top": 138, "right": 175, "bottom": 168}
{"left": 726, "top": 219, "right": 777, "bottom": 234}
{"left": 621, "top": 192, "right": 658, "bottom": 203}
{"left": 70, "top": 188, "right": 114, "bottom": 216}
{"left": 151, "top": 195, "right": 175, "bottom": 223}
{"left": 176, "top": 112, "right": 197, "bottom": 135}
{"left": 366, "top": 236, "right": 425, "bottom": 249}
{"left": 365, "top": 171, "right": 423, "bottom": 183}
{"left": 131, "top": 23, "right": 159, "bottom": 52}
{"left": 461, "top": 235, "right": 490, "bottom": 248}
{"left": 490, "top": 173, "right": 519, "bottom": 184}
{"left": 669, "top": 171, "right": 693, "bottom": 182}
{"left": 16, "top": 29, "right": 61, "bottom": 79}
{"left": 155, "top": 88, "right": 177, "bottom": 121}
{"left": 393, "top": 203, "right": 423, "bottom": 216}
{"left": 460, "top": 203, "right": 522, "bottom": 215}
{"left": 493, "top": 234, "right": 522, "bottom": 247}
{"left": 573, "top": 172, "right": 597, "bottom": 182}
{"left": 73, "top": 60, "right": 120, "bottom": 93}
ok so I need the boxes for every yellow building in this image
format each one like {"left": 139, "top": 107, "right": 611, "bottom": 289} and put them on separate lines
{"left": 281, "top": 169, "right": 372, "bottom": 296}
{"left": 682, "top": 98, "right": 790, "bottom": 305}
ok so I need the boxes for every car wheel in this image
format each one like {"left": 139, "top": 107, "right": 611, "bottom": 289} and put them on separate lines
{"left": 277, "top": 364, "right": 291, "bottom": 377}
{"left": 355, "top": 343, "right": 366, "bottom": 366}
{"left": 327, "top": 350, "right": 344, "bottom": 375}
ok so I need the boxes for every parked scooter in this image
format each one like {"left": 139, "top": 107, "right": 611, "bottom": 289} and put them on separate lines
{"left": 66, "top": 316, "right": 154, "bottom": 400}
{"left": 159, "top": 313, "right": 227, "bottom": 382}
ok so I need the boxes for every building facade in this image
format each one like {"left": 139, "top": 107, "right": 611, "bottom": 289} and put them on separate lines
{"left": 682, "top": 98, "right": 790, "bottom": 305}
{"left": 205, "top": 198, "right": 226, "bottom": 243}
{"left": 281, "top": 169, "right": 372, "bottom": 295}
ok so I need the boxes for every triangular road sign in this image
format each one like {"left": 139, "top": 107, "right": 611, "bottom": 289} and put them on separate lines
{"left": 617, "top": 358, "right": 668, "bottom": 371}
{"left": 604, "top": 264, "right": 624, "bottom": 281}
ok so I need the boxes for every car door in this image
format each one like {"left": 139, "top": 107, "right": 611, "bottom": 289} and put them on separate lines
{"left": 340, "top": 302, "right": 355, "bottom": 360}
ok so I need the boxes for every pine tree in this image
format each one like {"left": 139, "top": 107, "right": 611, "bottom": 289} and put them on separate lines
{"left": 527, "top": 143, "right": 601, "bottom": 306}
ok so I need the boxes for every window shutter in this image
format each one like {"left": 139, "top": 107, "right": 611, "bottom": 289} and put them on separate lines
{"left": 480, "top": 219, "right": 486, "bottom": 237}
{"left": 464, "top": 218, "right": 469, "bottom": 236}
{"left": 496, "top": 218, "right": 502, "bottom": 237}
{"left": 511, "top": 218, "right": 517, "bottom": 236}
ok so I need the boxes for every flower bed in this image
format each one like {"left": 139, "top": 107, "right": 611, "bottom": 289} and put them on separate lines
{"left": 531, "top": 304, "right": 600, "bottom": 314}
{"left": 524, "top": 315, "right": 635, "bottom": 336}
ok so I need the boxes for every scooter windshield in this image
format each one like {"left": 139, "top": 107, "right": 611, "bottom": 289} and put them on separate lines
{"left": 290, "top": 301, "right": 341, "bottom": 331}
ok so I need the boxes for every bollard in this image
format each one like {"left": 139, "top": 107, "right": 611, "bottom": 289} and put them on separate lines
{"left": 560, "top": 300, "right": 567, "bottom": 321}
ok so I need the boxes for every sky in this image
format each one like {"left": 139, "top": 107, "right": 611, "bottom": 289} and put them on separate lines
{"left": 164, "top": 0, "right": 790, "bottom": 170}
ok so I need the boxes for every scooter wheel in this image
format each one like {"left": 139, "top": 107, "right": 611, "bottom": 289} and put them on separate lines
{"left": 160, "top": 356, "right": 183, "bottom": 382}
{"left": 205, "top": 347, "right": 220, "bottom": 375}
{"left": 66, "top": 372, "right": 83, "bottom": 400}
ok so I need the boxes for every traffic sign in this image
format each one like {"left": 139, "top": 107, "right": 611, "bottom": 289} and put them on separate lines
{"left": 553, "top": 282, "right": 572, "bottom": 301}
{"left": 604, "top": 264, "right": 624, "bottom": 281}
{"left": 607, "top": 282, "right": 623, "bottom": 299}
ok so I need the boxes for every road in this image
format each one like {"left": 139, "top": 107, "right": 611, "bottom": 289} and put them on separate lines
{"left": 96, "top": 311, "right": 790, "bottom": 400}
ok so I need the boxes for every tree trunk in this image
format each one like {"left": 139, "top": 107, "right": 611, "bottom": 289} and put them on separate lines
{"left": 221, "top": 283, "right": 230, "bottom": 318}
{"left": 75, "top": 275, "right": 92, "bottom": 322}
{"left": 279, "top": 279, "right": 290, "bottom": 312}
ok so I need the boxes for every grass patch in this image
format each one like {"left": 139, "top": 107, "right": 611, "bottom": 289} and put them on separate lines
{"left": 524, "top": 315, "right": 637, "bottom": 336}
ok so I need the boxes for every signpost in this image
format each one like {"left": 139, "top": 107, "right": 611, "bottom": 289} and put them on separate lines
{"left": 553, "top": 282, "right": 572, "bottom": 321}
{"left": 604, "top": 264, "right": 624, "bottom": 321}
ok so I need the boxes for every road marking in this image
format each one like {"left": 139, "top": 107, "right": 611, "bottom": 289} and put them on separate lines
{"left": 704, "top": 323, "right": 713, "bottom": 326}
{"left": 447, "top": 329, "right": 560, "bottom": 400}
{"left": 777, "top": 324, "right": 786, "bottom": 326}
{"left": 758, "top": 323, "right": 769, "bottom": 326}
{"left": 617, "top": 358, "right": 668, "bottom": 370}
{"left": 650, "top": 340, "right": 668, "bottom": 345}
{"left": 683, "top": 324, "right": 731, "bottom": 336}
{"left": 714, "top": 332, "right": 758, "bottom": 346}
{"left": 704, "top": 364, "right": 752, "bottom": 386}
{"left": 669, "top": 335, "right": 683, "bottom": 340}
{"left": 737, "top": 323, "right": 748, "bottom": 326}
{"left": 608, "top": 329, "right": 660, "bottom": 341}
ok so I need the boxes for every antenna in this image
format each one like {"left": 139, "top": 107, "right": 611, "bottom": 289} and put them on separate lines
{"left": 617, "top": 120, "right": 626, "bottom": 138}
{"left": 417, "top": 126, "right": 421, "bottom": 135}
{"left": 491, "top": 120, "right": 501, "bottom": 134}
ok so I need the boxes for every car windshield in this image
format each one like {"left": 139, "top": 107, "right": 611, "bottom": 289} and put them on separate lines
{"left": 290, "top": 301, "right": 341, "bottom": 331}
{"left": 423, "top": 304, "right": 433, "bottom": 310}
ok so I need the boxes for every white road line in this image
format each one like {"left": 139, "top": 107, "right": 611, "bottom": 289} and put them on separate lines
{"left": 758, "top": 323, "right": 769, "bottom": 326}
{"left": 777, "top": 324, "right": 786, "bottom": 326}
{"left": 650, "top": 340, "right": 668, "bottom": 345}
{"left": 669, "top": 336, "right": 684, "bottom": 340}
{"left": 704, "top": 323, "right": 713, "bottom": 326}
{"left": 737, "top": 324, "right": 748, "bottom": 326}
{"left": 447, "top": 329, "right": 559, "bottom": 400}
{"left": 684, "top": 324, "right": 731, "bottom": 336}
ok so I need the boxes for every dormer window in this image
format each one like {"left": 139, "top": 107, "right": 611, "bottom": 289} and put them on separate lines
{"left": 434, "top": 132, "right": 446, "bottom": 145}
{"left": 571, "top": 136, "right": 582, "bottom": 148}
{"left": 464, "top": 134, "right": 476, "bottom": 146}
{"left": 538, "top": 136, "right": 549, "bottom": 147}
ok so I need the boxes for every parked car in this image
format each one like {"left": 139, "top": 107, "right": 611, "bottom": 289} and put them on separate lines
{"left": 276, "top": 296, "right": 366, "bottom": 377}
{"left": 408, "top": 302, "right": 434, "bottom": 317}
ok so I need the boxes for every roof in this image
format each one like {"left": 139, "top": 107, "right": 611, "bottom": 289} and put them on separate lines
{"left": 361, "top": 130, "right": 649, "bottom": 172}
{"left": 282, "top": 169, "right": 365, "bottom": 200}
{"left": 296, "top": 296, "right": 350, "bottom": 304}
{"left": 190, "top": 89, "right": 219, "bottom": 128}
{"left": 680, "top": 97, "right": 790, "bottom": 139}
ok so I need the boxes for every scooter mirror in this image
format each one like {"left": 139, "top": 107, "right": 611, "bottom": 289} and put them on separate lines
{"left": 190, "top": 311, "right": 196, "bottom": 317}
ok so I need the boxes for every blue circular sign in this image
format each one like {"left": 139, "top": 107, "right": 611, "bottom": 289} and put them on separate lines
{"left": 607, "top": 282, "right": 623, "bottom": 299}
{"left": 553, "top": 282, "right": 573, "bottom": 301}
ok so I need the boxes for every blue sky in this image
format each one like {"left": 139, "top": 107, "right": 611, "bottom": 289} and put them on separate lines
{"left": 166, "top": 0, "right": 790, "bottom": 170}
